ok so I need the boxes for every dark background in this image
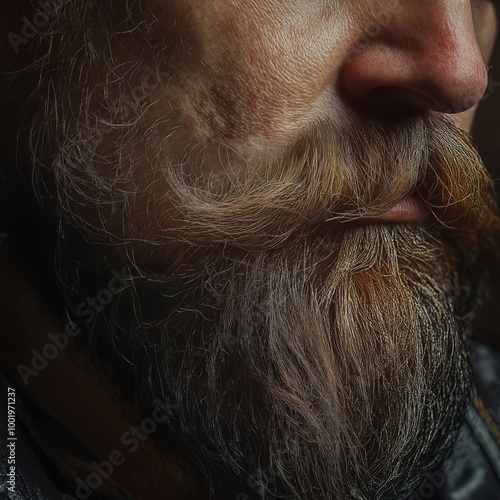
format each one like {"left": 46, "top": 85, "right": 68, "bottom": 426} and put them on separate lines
{"left": 474, "top": 5, "right": 500, "bottom": 184}
{"left": 470, "top": 4, "right": 500, "bottom": 348}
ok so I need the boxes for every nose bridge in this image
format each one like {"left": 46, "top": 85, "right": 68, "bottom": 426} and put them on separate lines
{"left": 341, "top": 0, "right": 488, "bottom": 113}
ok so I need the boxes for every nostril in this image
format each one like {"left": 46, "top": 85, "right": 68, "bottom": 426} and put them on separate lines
{"left": 369, "top": 86, "right": 438, "bottom": 112}
{"left": 338, "top": 86, "right": 437, "bottom": 118}
{"left": 339, "top": 55, "right": 488, "bottom": 116}
{"left": 338, "top": 5, "right": 489, "bottom": 119}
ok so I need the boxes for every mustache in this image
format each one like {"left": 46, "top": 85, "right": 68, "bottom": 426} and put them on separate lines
{"left": 162, "top": 113, "right": 497, "bottom": 252}
{"left": 45, "top": 104, "right": 500, "bottom": 497}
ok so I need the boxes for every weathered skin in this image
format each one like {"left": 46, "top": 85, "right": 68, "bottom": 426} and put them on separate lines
{"left": 141, "top": 0, "right": 494, "bottom": 155}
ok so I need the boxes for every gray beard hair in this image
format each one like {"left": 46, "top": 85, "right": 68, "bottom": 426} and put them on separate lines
{"left": 27, "top": 63, "right": 495, "bottom": 500}
{"left": 13, "top": 3, "right": 498, "bottom": 497}
{"left": 25, "top": 67, "right": 497, "bottom": 500}
{"left": 65, "top": 222, "right": 474, "bottom": 500}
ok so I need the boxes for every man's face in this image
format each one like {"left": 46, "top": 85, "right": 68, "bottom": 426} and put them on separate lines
{"left": 139, "top": 0, "right": 492, "bottom": 146}
{"left": 31, "top": 0, "right": 497, "bottom": 245}
{"left": 9, "top": 0, "right": 500, "bottom": 498}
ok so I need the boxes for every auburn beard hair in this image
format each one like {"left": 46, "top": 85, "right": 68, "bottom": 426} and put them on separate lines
{"left": 38, "top": 115, "right": 500, "bottom": 500}
{"left": 10, "top": 2, "right": 500, "bottom": 498}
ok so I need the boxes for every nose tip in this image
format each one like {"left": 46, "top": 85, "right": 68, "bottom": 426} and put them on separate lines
{"left": 439, "top": 64, "right": 488, "bottom": 114}
{"left": 339, "top": 5, "right": 488, "bottom": 115}
{"left": 432, "top": 55, "right": 488, "bottom": 114}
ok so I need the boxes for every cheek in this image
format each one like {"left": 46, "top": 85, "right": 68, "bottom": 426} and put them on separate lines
{"left": 147, "top": 0, "right": 351, "bottom": 150}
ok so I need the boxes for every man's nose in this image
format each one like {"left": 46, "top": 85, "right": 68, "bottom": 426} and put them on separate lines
{"left": 339, "top": 1, "right": 488, "bottom": 114}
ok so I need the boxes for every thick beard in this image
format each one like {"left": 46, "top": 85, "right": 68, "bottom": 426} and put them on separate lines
{"left": 29, "top": 78, "right": 500, "bottom": 500}
{"left": 42, "top": 110, "right": 498, "bottom": 497}
{"left": 92, "top": 223, "right": 474, "bottom": 500}
{"left": 28, "top": 97, "right": 500, "bottom": 500}
{"left": 13, "top": 2, "right": 500, "bottom": 498}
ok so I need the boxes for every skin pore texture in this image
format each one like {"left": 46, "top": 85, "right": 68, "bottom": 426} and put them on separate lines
{"left": 0, "top": 1, "right": 500, "bottom": 499}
